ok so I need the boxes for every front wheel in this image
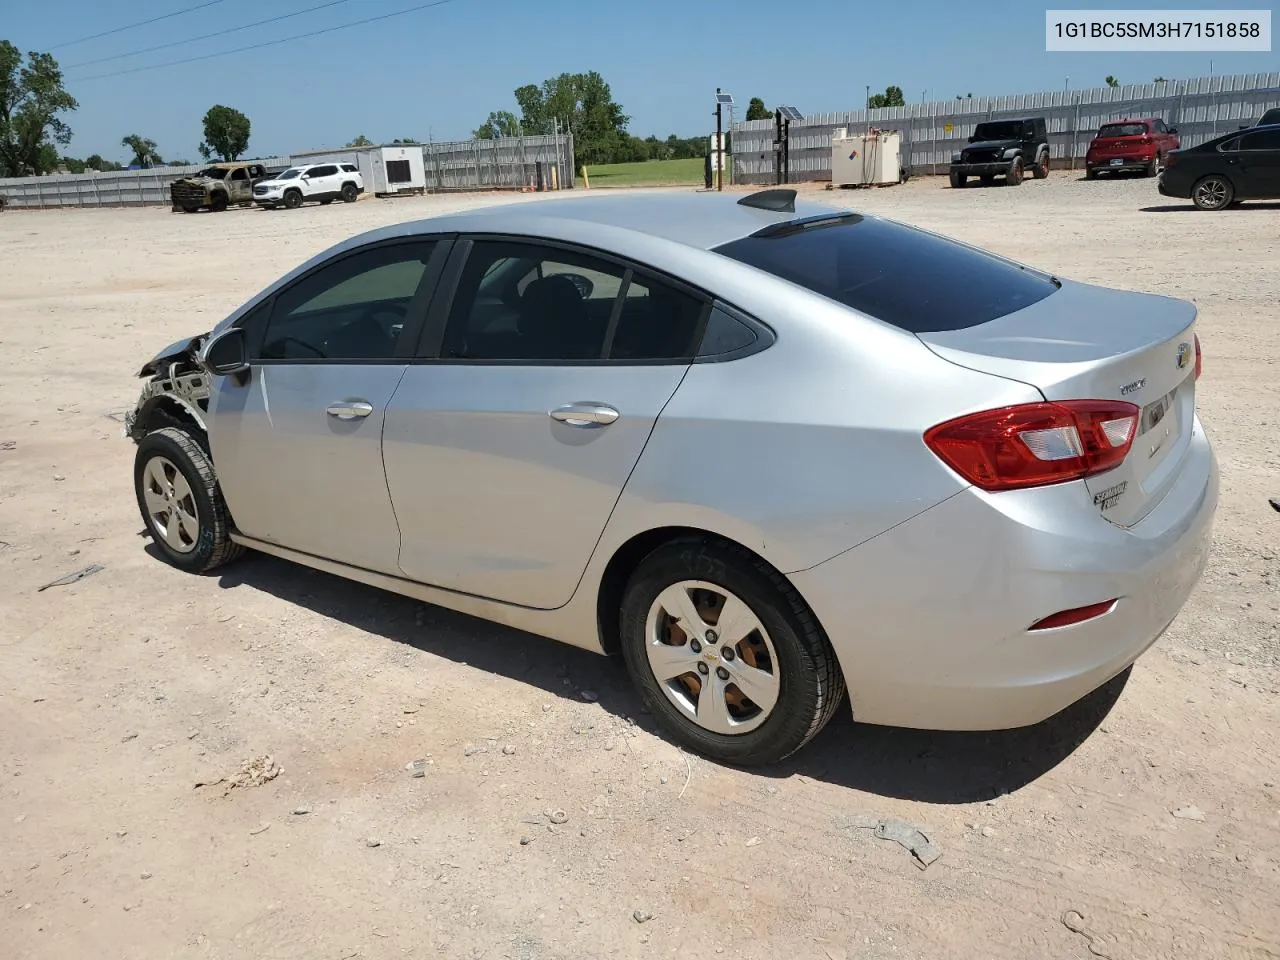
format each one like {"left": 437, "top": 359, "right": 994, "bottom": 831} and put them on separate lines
{"left": 618, "top": 539, "right": 846, "bottom": 766}
{"left": 949, "top": 171, "right": 966, "bottom": 188}
{"left": 210, "top": 192, "right": 228, "bottom": 212}
{"left": 133, "top": 427, "right": 243, "bottom": 574}
{"left": 341, "top": 182, "right": 359, "bottom": 203}
{"left": 1006, "top": 157, "right": 1024, "bottom": 185}
{"left": 1192, "top": 174, "right": 1234, "bottom": 210}
{"left": 283, "top": 189, "right": 303, "bottom": 210}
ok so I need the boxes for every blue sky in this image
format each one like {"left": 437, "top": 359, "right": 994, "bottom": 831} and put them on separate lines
{"left": 4, "top": 0, "right": 1276, "bottom": 162}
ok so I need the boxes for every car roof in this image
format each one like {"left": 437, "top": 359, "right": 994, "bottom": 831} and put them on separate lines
{"left": 378, "top": 191, "right": 850, "bottom": 252}
{"left": 1103, "top": 117, "right": 1157, "bottom": 124}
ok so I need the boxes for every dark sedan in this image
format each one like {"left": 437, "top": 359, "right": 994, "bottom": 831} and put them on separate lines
{"left": 1158, "top": 124, "right": 1280, "bottom": 210}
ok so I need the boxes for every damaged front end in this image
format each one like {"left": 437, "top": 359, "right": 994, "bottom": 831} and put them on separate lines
{"left": 124, "top": 333, "right": 212, "bottom": 443}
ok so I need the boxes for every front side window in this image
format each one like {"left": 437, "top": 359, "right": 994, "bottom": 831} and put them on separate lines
{"left": 230, "top": 167, "right": 248, "bottom": 181}
{"left": 1240, "top": 129, "right": 1280, "bottom": 151}
{"left": 442, "top": 241, "right": 705, "bottom": 362}
{"left": 259, "top": 241, "right": 436, "bottom": 361}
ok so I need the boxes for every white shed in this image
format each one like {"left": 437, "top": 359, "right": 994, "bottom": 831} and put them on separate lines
{"left": 360, "top": 144, "right": 427, "bottom": 195}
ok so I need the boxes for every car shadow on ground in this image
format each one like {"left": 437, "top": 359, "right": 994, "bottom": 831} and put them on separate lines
{"left": 209, "top": 550, "right": 1126, "bottom": 805}
{"left": 1141, "top": 202, "right": 1280, "bottom": 213}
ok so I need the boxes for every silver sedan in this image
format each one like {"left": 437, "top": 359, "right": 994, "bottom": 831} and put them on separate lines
{"left": 126, "top": 189, "right": 1218, "bottom": 766}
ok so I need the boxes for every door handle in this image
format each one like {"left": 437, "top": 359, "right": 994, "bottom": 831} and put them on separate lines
{"left": 549, "top": 402, "right": 619, "bottom": 426}
{"left": 326, "top": 400, "right": 374, "bottom": 420}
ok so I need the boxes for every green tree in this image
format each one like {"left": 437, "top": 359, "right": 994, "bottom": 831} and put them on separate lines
{"left": 198, "top": 104, "right": 251, "bottom": 161}
{"left": 1105, "top": 75, "right": 1119, "bottom": 88}
{"left": 347, "top": 134, "right": 373, "bottom": 147}
{"left": 0, "top": 40, "right": 79, "bottom": 177}
{"left": 868, "top": 85, "right": 905, "bottom": 109}
{"left": 745, "top": 97, "right": 770, "bottom": 121}
{"left": 1153, "top": 76, "right": 1168, "bottom": 83}
{"left": 121, "top": 133, "right": 162, "bottom": 167}
{"left": 83, "top": 153, "right": 122, "bottom": 172}
{"left": 472, "top": 110, "right": 521, "bottom": 139}
{"left": 61, "top": 155, "right": 85, "bottom": 174}
{"left": 511, "top": 71, "right": 629, "bottom": 166}
{"left": 955, "top": 92, "right": 973, "bottom": 100}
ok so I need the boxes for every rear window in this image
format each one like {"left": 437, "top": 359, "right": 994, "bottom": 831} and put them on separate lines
{"left": 714, "top": 215, "right": 1058, "bottom": 333}
{"left": 1098, "top": 123, "right": 1147, "bottom": 137}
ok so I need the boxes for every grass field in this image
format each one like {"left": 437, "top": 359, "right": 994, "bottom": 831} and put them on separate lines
{"left": 582, "top": 156, "right": 721, "bottom": 187}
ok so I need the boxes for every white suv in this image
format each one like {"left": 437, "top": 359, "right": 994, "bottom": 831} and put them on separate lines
{"left": 253, "top": 162, "right": 364, "bottom": 210}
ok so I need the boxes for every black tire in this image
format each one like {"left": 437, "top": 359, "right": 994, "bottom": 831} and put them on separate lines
{"left": 949, "top": 171, "right": 966, "bottom": 188}
{"left": 618, "top": 538, "right": 846, "bottom": 767}
{"left": 340, "top": 182, "right": 358, "bottom": 203}
{"left": 1006, "top": 156, "right": 1024, "bottom": 185}
{"left": 1085, "top": 167, "right": 1098, "bottom": 181}
{"left": 1191, "top": 174, "right": 1234, "bottom": 210}
{"left": 1146, "top": 154, "right": 1162, "bottom": 177}
{"left": 283, "top": 189, "right": 302, "bottom": 210}
{"left": 1032, "top": 148, "right": 1050, "bottom": 179}
{"left": 133, "top": 427, "right": 243, "bottom": 574}
{"left": 210, "top": 192, "right": 228, "bottom": 212}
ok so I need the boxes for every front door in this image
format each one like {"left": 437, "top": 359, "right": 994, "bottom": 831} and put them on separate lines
{"left": 382, "top": 238, "right": 709, "bottom": 609}
{"left": 1236, "top": 128, "right": 1280, "bottom": 197}
{"left": 208, "top": 238, "right": 447, "bottom": 574}
{"left": 227, "top": 166, "right": 251, "bottom": 203}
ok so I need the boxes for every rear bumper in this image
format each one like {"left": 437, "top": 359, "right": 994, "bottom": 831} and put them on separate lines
{"left": 790, "top": 419, "right": 1218, "bottom": 731}
{"left": 1089, "top": 157, "right": 1155, "bottom": 172}
{"left": 952, "top": 161, "right": 1013, "bottom": 176}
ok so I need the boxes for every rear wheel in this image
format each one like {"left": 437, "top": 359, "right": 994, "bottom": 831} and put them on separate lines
{"left": 1085, "top": 167, "right": 1098, "bottom": 181}
{"left": 1192, "top": 174, "right": 1233, "bottom": 210}
{"left": 618, "top": 538, "right": 846, "bottom": 766}
{"left": 949, "top": 171, "right": 966, "bottom": 188}
{"left": 1146, "top": 154, "right": 1162, "bottom": 177}
{"left": 133, "top": 427, "right": 243, "bottom": 574}
{"left": 1032, "top": 148, "right": 1050, "bottom": 179}
{"left": 283, "top": 189, "right": 302, "bottom": 210}
{"left": 1006, "top": 157, "right": 1024, "bottom": 185}
{"left": 341, "top": 182, "right": 359, "bottom": 203}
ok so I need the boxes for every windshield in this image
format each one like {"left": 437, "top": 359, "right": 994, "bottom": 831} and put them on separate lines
{"left": 715, "top": 215, "right": 1058, "bottom": 333}
{"left": 274, "top": 168, "right": 303, "bottom": 180}
{"left": 1098, "top": 123, "right": 1147, "bottom": 138}
{"left": 198, "top": 167, "right": 229, "bottom": 180}
{"left": 972, "top": 121, "right": 1025, "bottom": 141}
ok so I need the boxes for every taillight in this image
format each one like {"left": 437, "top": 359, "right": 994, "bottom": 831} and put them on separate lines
{"left": 924, "top": 400, "right": 1140, "bottom": 492}
{"left": 1194, "top": 333, "right": 1202, "bottom": 379}
{"left": 1165, "top": 151, "right": 1180, "bottom": 167}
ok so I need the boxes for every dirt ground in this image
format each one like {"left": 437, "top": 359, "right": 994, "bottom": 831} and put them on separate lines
{"left": 2, "top": 174, "right": 1278, "bottom": 960}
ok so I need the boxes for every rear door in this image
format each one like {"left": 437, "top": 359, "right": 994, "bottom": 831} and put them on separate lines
{"left": 382, "top": 238, "right": 709, "bottom": 609}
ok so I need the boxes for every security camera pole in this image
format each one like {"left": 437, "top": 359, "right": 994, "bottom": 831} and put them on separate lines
{"left": 716, "top": 89, "right": 724, "bottom": 191}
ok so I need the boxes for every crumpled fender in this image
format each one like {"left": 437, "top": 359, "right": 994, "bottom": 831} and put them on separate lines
{"left": 137, "top": 333, "right": 207, "bottom": 377}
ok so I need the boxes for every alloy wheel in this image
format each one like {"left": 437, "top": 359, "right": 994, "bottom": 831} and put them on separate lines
{"left": 644, "top": 580, "right": 781, "bottom": 735}
{"left": 142, "top": 455, "right": 200, "bottom": 553}
{"left": 1193, "top": 177, "right": 1230, "bottom": 210}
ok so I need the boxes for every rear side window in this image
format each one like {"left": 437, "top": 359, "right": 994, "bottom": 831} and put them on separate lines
{"left": 341, "top": 163, "right": 358, "bottom": 172}
{"left": 715, "top": 215, "right": 1058, "bottom": 333}
{"left": 1240, "top": 129, "right": 1280, "bottom": 150}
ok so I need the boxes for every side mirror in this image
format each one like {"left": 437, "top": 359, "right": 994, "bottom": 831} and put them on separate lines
{"left": 1169, "top": 127, "right": 1178, "bottom": 135}
{"left": 202, "top": 327, "right": 249, "bottom": 378}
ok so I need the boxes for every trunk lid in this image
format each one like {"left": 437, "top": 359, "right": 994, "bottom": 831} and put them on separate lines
{"left": 918, "top": 279, "right": 1198, "bottom": 527}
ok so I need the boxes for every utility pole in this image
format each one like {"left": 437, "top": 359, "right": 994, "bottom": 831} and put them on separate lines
{"left": 715, "top": 88, "right": 724, "bottom": 191}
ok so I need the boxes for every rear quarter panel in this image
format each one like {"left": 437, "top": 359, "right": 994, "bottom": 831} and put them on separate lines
{"left": 599, "top": 275, "right": 1044, "bottom": 574}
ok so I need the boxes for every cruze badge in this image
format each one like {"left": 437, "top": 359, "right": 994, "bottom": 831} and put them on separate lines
{"left": 1175, "top": 341, "right": 1192, "bottom": 369}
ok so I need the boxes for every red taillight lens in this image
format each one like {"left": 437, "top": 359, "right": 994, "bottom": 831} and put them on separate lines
{"left": 1029, "top": 599, "right": 1117, "bottom": 631}
{"left": 1194, "top": 333, "right": 1202, "bottom": 379}
{"left": 924, "top": 400, "right": 1140, "bottom": 492}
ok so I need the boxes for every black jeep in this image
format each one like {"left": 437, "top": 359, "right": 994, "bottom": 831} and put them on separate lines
{"left": 949, "top": 118, "right": 1050, "bottom": 187}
